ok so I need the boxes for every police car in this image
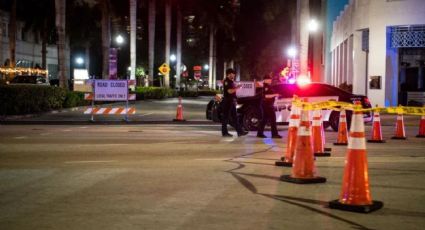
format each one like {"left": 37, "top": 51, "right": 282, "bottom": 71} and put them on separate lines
{"left": 206, "top": 82, "right": 372, "bottom": 131}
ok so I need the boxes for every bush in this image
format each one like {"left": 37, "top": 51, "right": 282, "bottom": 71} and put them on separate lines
{"left": 63, "top": 91, "right": 90, "bottom": 108}
{"left": 178, "top": 90, "right": 199, "bottom": 97}
{"left": 133, "top": 87, "right": 176, "bottom": 99}
{"left": 0, "top": 85, "right": 66, "bottom": 115}
{"left": 198, "top": 89, "right": 220, "bottom": 96}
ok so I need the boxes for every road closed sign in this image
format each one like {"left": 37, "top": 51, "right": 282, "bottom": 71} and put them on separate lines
{"left": 236, "top": 81, "right": 255, "bottom": 98}
{"left": 94, "top": 80, "right": 128, "bottom": 101}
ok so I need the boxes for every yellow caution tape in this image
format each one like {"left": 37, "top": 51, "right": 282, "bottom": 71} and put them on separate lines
{"left": 290, "top": 99, "right": 425, "bottom": 115}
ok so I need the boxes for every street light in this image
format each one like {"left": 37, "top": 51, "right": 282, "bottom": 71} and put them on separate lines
{"left": 287, "top": 47, "right": 297, "bottom": 58}
{"left": 75, "top": 57, "right": 84, "bottom": 65}
{"left": 170, "top": 54, "right": 176, "bottom": 62}
{"left": 115, "top": 34, "right": 125, "bottom": 45}
{"left": 308, "top": 19, "right": 319, "bottom": 32}
{"left": 203, "top": 64, "right": 209, "bottom": 71}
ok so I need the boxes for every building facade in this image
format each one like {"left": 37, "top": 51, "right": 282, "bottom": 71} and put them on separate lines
{"left": 329, "top": 0, "right": 425, "bottom": 106}
{"left": 0, "top": 10, "right": 70, "bottom": 80}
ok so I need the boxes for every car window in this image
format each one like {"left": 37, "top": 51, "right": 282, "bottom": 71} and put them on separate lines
{"left": 272, "top": 84, "right": 296, "bottom": 98}
{"left": 27, "top": 76, "right": 37, "bottom": 84}
{"left": 36, "top": 77, "right": 47, "bottom": 84}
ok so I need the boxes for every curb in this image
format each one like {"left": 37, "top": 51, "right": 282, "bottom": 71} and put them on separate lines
{"left": 0, "top": 106, "right": 85, "bottom": 121}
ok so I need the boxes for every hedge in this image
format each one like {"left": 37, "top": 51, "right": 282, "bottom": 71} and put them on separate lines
{"left": 133, "top": 87, "right": 176, "bottom": 99}
{"left": 0, "top": 85, "right": 219, "bottom": 115}
{"left": 0, "top": 85, "right": 88, "bottom": 115}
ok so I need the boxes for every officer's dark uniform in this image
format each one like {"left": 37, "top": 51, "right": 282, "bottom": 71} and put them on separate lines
{"left": 257, "top": 82, "right": 280, "bottom": 137}
{"left": 221, "top": 77, "right": 243, "bottom": 136}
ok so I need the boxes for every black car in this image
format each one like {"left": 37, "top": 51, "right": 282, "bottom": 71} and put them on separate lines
{"left": 9, "top": 75, "right": 49, "bottom": 85}
{"left": 206, "top": 82, "right": 372, "bottom": 131}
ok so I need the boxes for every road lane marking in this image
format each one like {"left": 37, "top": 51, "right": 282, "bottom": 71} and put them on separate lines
{"left": 139, "top": 112, "right": 154, "bottom": 116}
{"left": 194, "top": 158, "right": 228, "bottom": 161}
{"left": 40, "top": 133, "right": 52, "bottom": 136}
{"left": 14, "top": 136, "right": 27, "bottom": 139}
{"left": 64, "top": 160, "right": 117, "bottom": 164}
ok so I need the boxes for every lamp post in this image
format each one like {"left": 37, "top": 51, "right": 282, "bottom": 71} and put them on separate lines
{"left": 307, "top": 18, "right": 320, "bottom": 81}
{"left": 287, "top": 46, "right": 298, "bottom": 83}
{"left": 112, "top": 34, "right": 124, "bottom": 79}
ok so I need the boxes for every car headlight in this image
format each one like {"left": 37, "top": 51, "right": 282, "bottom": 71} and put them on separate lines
{"left": 236, "top": 104, "right": 242, "bottom": 109}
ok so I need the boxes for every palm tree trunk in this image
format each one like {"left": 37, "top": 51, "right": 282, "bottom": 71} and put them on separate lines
{"left": 176, "top": 4, "right": 182, "bottom": 89}
{"left": 148, "top": 0, "right": 156, "bottom": 86}
{"left": 129, "top": 0, "right": 136, "bottom": 86}
{"left": 41, "top": 18, "right": 48, "bottom": 69}
{"left": 299, "top": 0, "right": 309, "bottom": 77}
{"left": 101, "top": 0, "right": 111, "bottom": 79}
{"left": 8, "top": 0, "right": 16, "bottom": 69}
{"left": 0, "top": 12, "right": 3, "bottom": 66}
{"left": 208, "top": 23, "right": 215, "bottom": 89}
{"left": 85, "top": 41, "right": 90, "bottom": 74}
{"left": 55, "top": 0, "right": 67, "bottom": 88}
{"left": 164, "top": 0, "right": 171, "bottom": 88}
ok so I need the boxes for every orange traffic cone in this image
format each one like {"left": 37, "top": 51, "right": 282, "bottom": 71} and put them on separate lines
{"left": 173, "top": 96, "right": 186, "bottom": 122}
{"left": 329, "top": 102, "right": 383, "bottom": 213}
{"left": 276, "top": 103, "right": 300, "bottom": 167}
{"left": 312, "top": 110, "right": 331, "bottom": 157}
{"left": 416, "top": 116, "right": 425, "bottom": 138}
{"left": 391, "top": 111, "right": 406, "bottom": 140}
{"left": 367, "top": 109, "right": 385, "bottom": 143}
{"left": 280, "top": 106, "right": 326, "bottom": 184}
{"left": 333, "top": 109, "right": 349, "bottom": 145}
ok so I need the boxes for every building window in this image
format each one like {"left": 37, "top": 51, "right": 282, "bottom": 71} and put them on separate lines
{"left": 391, "top": 25, "right": 425, "bottom": 48}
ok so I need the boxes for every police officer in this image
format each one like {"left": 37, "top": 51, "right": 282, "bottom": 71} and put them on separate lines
{"left": 222, "top": 68, "right": 248, "bottom": 137}
{"left": 257, "top": 74, "right": 282, "bottom": 138}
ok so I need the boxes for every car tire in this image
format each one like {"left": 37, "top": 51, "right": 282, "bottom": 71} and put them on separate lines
{"left": 206, "top": 101, "right": 214, "bottom": 120}
{"left": 242, "top": 106, "right": 261, "bottom": 131}
{"left": 329, "top": 111, "right": 352, "bottom": 132}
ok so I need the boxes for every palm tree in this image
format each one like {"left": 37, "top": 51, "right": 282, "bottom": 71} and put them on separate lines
{"left": 8, "top": 0, "right": 16, "bottom": 68}
{"left": 100, "top": 0, "right": 111, "bottom": 79}
{"left": 22, "top": 0, "right": 56, "bottom": 70}
{"left": 129, "top": 0, "right": 136, "bottom": 85}
{"left": 176, "top": 3, "right": 182, "bottom": 89}
{"left": 148, "top": 0, "right": 156, "bottom": 86}
{"left": 67, "top": 1, "right": 99, "bottom": 75}
{"left": 164, "top": 0, "right": 171, "bottom": 88}
{"left": 55, "top": 0, "right": 67, "bottom": 88}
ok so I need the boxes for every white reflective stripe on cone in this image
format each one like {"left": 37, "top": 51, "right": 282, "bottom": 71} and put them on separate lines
{"left": 348, "top": 137, "right": 366, "bottom": 150}
{"left": 289, "top": 119, "right": 299, "bottom": 127}
{"left": 350, "top": 114, "right": 364, "bottom": 132}
{"left": 312, "top": 120, "right": 321, "bottom": 126}
{"left": 397, "top": 115, "right": 403, "bottom": 120}
{"left": 298, "top": 126, "right": 311, "bottom": 136}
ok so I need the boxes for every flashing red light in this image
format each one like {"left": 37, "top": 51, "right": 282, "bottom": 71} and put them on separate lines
{"left": 364, "top": 97, "right": 371, "bottom": 106}
{"left": 296, "top": 76, "right": 311, "bottom": 86}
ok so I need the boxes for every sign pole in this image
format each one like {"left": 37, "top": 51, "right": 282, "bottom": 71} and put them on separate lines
{"left": 91, "top": 80, "right": 95, "bottom": 122}
{"left": 125, "top": 80, "right": 129, "bottom": 122}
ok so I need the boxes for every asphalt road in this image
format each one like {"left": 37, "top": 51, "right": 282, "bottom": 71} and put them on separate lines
{"left": 0, "top": 124, "right": 424, "bottom": 230}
